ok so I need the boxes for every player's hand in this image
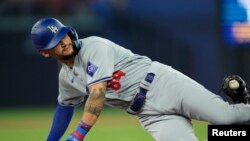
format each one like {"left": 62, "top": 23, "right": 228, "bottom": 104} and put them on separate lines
{"left": 222, "top": 75, "right": 250, "bottom": 104}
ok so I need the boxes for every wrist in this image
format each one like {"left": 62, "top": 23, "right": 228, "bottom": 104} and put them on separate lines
{"left": 79, "top": 120, "right": 92, "bottom": 131}
{"left": 72, "top": 121, "right": 92, "bottom": 140}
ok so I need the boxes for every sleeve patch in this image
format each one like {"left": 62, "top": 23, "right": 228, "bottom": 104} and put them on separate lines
{"left": 86, "top": 61, "right": 98, "bottom": 77}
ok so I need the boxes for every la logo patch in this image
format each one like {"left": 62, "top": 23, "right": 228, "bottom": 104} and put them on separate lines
{"left": 87, "top": 61, "right": 98, "bottom": 77}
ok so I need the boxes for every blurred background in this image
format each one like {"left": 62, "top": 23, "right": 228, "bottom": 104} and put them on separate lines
{"left": 1, "top": 0, "right": 250, "bottom": 108}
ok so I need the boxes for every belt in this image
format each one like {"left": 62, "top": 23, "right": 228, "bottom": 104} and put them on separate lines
{"left": 127, "top": 73, "right": 155, "bottom": 115}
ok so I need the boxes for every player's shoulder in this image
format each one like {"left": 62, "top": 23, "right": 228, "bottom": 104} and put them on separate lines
{"left": 81, "top": 36, "right": 110, "bottom": 45}
{"left": 78, "top": 36, "right": 114, "bottom": 55}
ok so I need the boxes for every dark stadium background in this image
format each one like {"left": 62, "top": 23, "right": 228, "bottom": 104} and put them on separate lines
{"left": 0, "top": 0, "right": 249, "bottom": 107}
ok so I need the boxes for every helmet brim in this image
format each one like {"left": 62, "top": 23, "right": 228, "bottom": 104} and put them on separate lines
{"left": 42, "top": 26, "right": 71, "bottom": 50}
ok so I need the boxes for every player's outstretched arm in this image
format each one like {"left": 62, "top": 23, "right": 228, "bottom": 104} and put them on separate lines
{"left": 66, "top": 81, "right": 107, "bottom": 141}
{"left": 47, "top": 105, "right": 74, "bottom": 141}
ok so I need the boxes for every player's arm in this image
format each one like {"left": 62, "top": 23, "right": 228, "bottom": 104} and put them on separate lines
{"left": 82, "top": 81, "right": 107, "bottom": 124}
{"left": 66, "top": 81, "right": 107, "bottom": 141}
{"left": 47, "top": 104, "right": 74, "bottom": 141}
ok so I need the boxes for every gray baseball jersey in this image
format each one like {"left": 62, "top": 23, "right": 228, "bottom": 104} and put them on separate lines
{"left": 58, "top": 36, "right": 151, "bottom": 108}
{"left": 57, "top": 36, "right": 250, "bottom": 141}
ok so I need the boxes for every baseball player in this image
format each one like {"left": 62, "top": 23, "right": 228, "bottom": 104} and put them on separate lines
{"left": 30, "top": 17, "right": 250, "bottom": 141}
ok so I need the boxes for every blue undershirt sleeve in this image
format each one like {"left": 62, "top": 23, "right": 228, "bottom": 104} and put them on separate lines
{"left": 47, "top": 104, "right": 74, "bottom": 141}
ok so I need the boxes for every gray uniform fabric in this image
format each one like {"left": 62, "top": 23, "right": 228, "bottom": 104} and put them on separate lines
{"left": 56, "top": 36, "right": 250, "bottom": 141}
{"left": 137, "top": 62, "right": 250, "bottom": 140}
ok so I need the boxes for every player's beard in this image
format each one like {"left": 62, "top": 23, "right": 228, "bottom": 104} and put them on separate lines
{"left": 60, "top": 44, "right": 79, "bottom": 61}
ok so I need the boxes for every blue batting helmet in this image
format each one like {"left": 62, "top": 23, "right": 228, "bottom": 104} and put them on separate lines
{"left": 31, "top": 17, "right": 79, "bottom": 50}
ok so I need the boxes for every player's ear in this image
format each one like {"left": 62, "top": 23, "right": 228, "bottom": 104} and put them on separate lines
{"left": 39, "top": 50, "right": 51, "bottom": 58}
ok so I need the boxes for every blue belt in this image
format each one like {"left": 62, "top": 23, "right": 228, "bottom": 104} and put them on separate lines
{"left": 127, "top": 73, "right": 155, "bottom": 115}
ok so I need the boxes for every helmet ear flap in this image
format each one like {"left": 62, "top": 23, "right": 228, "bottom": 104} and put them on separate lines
{"left": 68, "top": 27, "right": 80, "bottom": 49}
